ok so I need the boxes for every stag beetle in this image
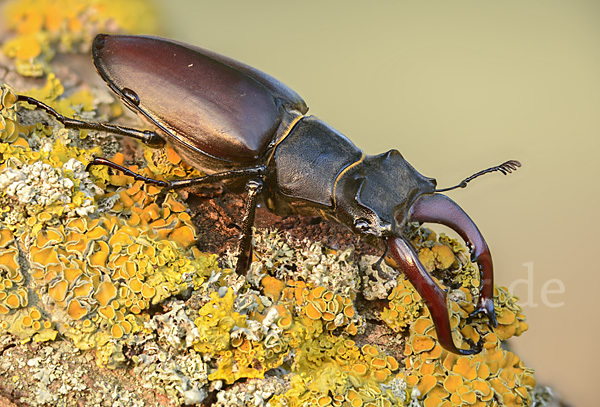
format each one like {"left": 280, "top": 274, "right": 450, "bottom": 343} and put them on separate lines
{"left": 15, "top": 34, "right": 520, "bottom": 355}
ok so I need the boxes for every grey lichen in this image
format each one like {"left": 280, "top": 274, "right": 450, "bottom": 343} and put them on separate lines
{"left": 213, "top": 375, "right": 290, "bottom": 407}
{"left": 132, "top": 342, "right": 210, "bottom": 405}
{"left": 0, "top": 340, "right": 157, "bottom": 406}
{"left": 359, "top": 254, "right": 399, "bottom": 300}
{"left": 531, "top": 386, "right": 566, "bottom": 407}
{"left": 0, "top": 156, "right": 101, "bottom": 219}
{"left": 249, "top": 228, "right": 361, "bottom": 296}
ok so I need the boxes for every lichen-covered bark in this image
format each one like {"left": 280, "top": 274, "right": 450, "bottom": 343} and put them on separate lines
{"left": 0, "top": 1, "right": 568, "bottom": 407}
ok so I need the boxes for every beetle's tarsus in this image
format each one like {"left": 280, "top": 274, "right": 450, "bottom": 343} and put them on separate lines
{"left": 16, "top": 94, "right": 167, "bottom": 147}
{"left": 87, "top": 157, "right": 169, "bottom": 187}
{"left": 470, "top": 296, "right": 498, "bottom": 328}
{"left": 371, "top": 241, "right": 392, "bottom": 279}
{"left": 85, "top": 159, "right": 96, "bottom": 173}
{"left": 459, "top": 337, "right": 484, "bottom": 355}
{"left": 16, "top": 95, "right": 64, "bottom": 121}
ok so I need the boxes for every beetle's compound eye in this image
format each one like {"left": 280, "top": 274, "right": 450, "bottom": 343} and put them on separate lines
{"left": 121, "top": 88, "right": 140, "bottom": 106}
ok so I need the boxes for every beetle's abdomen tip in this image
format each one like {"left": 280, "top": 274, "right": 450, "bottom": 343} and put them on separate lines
{"left": 93, "top": 33, "right": 108, "bottom": 51}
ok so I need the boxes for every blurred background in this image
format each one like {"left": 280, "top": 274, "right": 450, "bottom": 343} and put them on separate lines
{"left": 154, "top": 1, "right": 599, "bottom": 405}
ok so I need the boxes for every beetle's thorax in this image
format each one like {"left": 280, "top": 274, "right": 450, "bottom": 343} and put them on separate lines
{"left": 264, "top": 116, "right": 361, "bottom": 215}
{"left": 265, "top": 116, "right": 436, "bottom": 239}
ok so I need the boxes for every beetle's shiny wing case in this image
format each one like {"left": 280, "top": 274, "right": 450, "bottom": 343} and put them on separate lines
{"left": 92, "top": 34, "right": 307, "bottom": 165}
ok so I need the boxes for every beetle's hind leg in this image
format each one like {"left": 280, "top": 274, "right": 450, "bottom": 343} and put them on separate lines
{"left": 86, "top": 157, "right": 267, "bottom": 189}
{"left": 16, "top": 95, "right": 165, "bottom": 148}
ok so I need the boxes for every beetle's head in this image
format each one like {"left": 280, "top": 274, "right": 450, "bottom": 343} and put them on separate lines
{"left": 333, "top": 150, "right": 514, "bottom": 354}
{"left": 334, "top": 149, "right": 437, "bottom": 241}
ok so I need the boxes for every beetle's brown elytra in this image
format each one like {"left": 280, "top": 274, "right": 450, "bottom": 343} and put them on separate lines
{"left": 14, "top": 34, "right": 520, "bottom": 355}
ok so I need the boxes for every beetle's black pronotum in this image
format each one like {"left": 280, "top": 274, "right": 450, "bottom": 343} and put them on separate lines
{"left": 15, "top": 34, "right": 520, "bottom": 355}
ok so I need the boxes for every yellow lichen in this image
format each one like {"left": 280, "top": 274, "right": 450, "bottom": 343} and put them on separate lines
{"left": 189, "top": 262, "right": 400, "bottom": 406}
{"left": 0, "top": 79, "right": 221, "bottom": 365}
{"left": 144, "top": 145, "right": 204, "bottom": 182}
{"left": 1, "top": 0, "right": 159, "bottom": 77}
{"left": 260, "top": 275, "right": 286, "bottom": 302}
{"left": 269, "top": 334, "right": 400, "bottom": 407}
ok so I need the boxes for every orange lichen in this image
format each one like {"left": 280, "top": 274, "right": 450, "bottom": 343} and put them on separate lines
{"left": 48, "top": 279, "right": 68, "bottom": 302}
{"left": 418, "top": 243, "right": 456, "bottom": 272}
{"left": 144, "top": 145, "right": 204, "bottom": 181}
{"left": 95, "top": 281, "right": 117, "bottom": 306}
{"left": 299, "top": 286, "right": 358, "bottom": 334}
{"left": 111, "top": 323, "right": 124, "bottom": 339}
{"left": 66, "top": 299, "right": 87, "bottom": 320}
{"left": 381, "top": 276, "right": 424, "bottom": 332}
{"left": 260, "top": 275, "right": 286, "bottom": 302}
{"left": 0, "top": 249, "right": 19, "bottom": 274}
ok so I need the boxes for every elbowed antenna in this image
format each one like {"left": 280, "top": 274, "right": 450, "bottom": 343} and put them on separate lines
{"left": 436, "top": 160, "right": 521, "bottom": 192}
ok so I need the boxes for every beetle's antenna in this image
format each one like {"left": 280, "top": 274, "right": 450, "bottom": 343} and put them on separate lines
{"left": 436, "top": 160, "right": 521, "bottom": 192}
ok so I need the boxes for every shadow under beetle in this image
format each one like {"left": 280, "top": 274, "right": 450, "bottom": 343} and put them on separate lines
{"left": 15, "top": 34, "right": 520, "bottom": 355}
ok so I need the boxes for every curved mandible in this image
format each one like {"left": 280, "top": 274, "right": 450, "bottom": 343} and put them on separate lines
{"left": 409, "top": 193, "right": 496, "bottom": 327}
{"left": 387, "top": 236, "right": 482, "bottom": 355}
